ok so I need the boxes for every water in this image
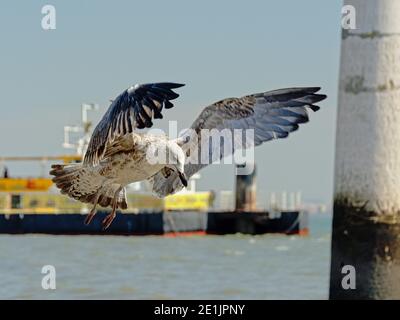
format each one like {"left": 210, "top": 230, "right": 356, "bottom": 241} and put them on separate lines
{"left": 0, "top": 214, "right": 331, "bottom": 300}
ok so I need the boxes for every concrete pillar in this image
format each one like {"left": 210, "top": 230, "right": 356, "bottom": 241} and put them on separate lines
{"left": 330, "top": 0, "right": 400, "bottom": 299}
{"left": 235, "top": 164, "right": 257, "bottom": 212}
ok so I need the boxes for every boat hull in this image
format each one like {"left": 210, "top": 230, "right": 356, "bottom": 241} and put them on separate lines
{"left": 0, "top": 210, "right": 308, "bottom": 236}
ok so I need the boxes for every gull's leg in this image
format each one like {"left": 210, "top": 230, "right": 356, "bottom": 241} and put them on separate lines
{"left": 101, "top": 187, "right": 122, "bottom": 230}
{"left": 101, "top": 201, "right": 117, "bottom": 230}
{"left": 84, "top": 203, "right": 98, "bottom": 226}
{"left": 84, "top": 193, "right": 100, "bottom": 225}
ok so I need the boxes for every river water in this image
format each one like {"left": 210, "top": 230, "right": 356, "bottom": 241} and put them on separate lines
{"left": 0, "top": 214, "right": 331, "bottom": 299}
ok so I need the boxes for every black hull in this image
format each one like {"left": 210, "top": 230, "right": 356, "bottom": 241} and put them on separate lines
{"left": 0, "top": 210, "right": 308, "bottom": 236}
{"left": 207, "top": 211, "right": 309, "bottom": 235}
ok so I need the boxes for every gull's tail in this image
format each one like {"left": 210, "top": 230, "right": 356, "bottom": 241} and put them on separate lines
{"left": 49, "top": 164, "right": 127, "bottom": 209}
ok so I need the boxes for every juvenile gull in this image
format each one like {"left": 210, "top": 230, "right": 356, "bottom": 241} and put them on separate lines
{"left": 50, "top": 82, "right": 326, "bottom": 229}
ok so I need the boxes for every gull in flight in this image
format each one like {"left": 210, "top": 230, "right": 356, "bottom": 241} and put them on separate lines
{"left": 50, "top": 82, "right": 326, "bottom": 229}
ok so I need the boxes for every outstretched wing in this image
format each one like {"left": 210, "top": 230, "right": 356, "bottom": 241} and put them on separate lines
{"left": 84, "top": 82, "right": 185, "bottom": 166}
{"left": 149, "top": 87, "right": 327, "bottom": 197}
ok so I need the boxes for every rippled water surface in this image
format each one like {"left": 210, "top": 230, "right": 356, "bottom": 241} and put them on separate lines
{"left": 0, "top": 214, "right": 331, "bottom": 299}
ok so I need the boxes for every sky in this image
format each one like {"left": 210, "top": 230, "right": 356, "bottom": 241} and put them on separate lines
{"left": 0, "top": 0, "right": 342, "bottom": 205}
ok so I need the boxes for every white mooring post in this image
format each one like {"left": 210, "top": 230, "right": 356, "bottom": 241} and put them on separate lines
{"left": 330, "top": 0, "right": 400, "bottom": 299}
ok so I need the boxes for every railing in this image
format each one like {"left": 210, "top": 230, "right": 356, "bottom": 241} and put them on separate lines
{"left": 0, "top": 191, "right": 212, "bottom": 214}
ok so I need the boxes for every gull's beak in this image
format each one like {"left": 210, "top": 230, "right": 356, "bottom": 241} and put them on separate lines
{"left": 178, "top": 171, "right": 188, "bottom": 187}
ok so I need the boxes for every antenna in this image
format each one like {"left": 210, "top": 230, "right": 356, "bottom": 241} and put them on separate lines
{"left": 63, "top": 126, "right": 82, "bottom": 150}
{"left": 81, "top": 103, "right": 99, "bottom": 133}
{"left": 62, "top": 103, "right": 99, "bottom": 155}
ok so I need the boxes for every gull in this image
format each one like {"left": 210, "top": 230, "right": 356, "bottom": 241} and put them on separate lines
{"left": 50, "top": 82, "right": 326, "bottom": 229}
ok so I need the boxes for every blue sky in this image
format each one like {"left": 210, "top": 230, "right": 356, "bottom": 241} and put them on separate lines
{"left": 0, "top": 0, "right": 342, "bottom": 205}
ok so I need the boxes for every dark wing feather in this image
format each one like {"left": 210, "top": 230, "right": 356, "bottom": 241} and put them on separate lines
{"left": 84, "top": 82, "right": 185, "bottom": 165}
